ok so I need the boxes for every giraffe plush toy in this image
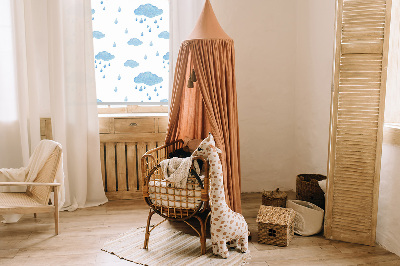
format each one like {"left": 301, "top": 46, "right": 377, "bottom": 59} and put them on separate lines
{"left": 192, "top": 133, "right": 248, "bottom": 258}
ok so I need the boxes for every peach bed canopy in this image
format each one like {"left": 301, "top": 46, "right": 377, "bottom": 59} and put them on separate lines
{"left": 165, "top": 0, "right": 242, "bottom": 212}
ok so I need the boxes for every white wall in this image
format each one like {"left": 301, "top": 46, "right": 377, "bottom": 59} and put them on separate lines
{"left": 212, "top": 0, "right": 335, "bottom": 192}
{"left": 294, "top": 1, "right": 335, "bottom": 177}
{"left": 377, "top": 142, "right": 400, "bottom": 256}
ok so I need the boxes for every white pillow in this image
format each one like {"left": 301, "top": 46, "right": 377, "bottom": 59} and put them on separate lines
{"left": 318, "top": 179, "right": 327, "bottom": 194}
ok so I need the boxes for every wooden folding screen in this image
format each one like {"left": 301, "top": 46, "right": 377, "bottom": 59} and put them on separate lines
{"left": 325, "top": 0, "right": 392, "bottom": 245}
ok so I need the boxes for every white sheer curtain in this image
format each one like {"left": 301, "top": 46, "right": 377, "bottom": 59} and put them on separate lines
{"left": 169, "top": 0, "right": 204, "bottom": 98}
{"left": 0, "top": 0, "right": 107, "bottom": 211}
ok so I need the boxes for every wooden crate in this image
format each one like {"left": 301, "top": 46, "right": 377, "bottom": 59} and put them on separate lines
{"left": 99, "top": 115, "right": 168, "bottom": 200}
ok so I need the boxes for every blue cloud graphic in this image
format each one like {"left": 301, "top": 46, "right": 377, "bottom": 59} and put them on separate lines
{"left": 134, "top": 72, "right": 163, "bottom": 86}
{"left": 163, "top": 52, "right": 169, "bottom": 60}
{"left": 93, "top": 31, "right": 105, "bottom": 39}
{"left": 158, "top": 31, "right": 169, "bottom": 39}
{"left": 134, "top": 4, "right": 163, "bottom": 18}
{"left": 124, "top": 60, "right": 139, "bottom": 68}
{"left": 127, "top": 38, "right": 143, "bottom": 46}
{"left": 95, "top": 51, "right": 115, "bottom": 61}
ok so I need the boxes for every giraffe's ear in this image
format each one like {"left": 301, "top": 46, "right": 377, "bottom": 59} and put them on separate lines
{"left": 211, "top": 145, "right": 222, "bottom": 154}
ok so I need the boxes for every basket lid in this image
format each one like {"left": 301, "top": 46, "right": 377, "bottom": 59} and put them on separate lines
{"left": 262, "top": 188, "right": 287, "bottom": 199}
{"left": 256, "top": 205, "right": 296, "bottom": 225}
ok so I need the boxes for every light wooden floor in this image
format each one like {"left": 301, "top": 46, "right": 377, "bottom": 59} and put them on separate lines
{"left": 1, "top": 193, "right": 399, "bottom": 266}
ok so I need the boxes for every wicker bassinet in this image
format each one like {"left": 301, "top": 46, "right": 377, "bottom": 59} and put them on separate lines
{"left": 141, "top": 140, "right": 210, "bottom": 254}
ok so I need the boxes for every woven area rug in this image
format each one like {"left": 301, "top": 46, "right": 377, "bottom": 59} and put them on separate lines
{"left": 102, "top": 226, "right": 250, "bottom": 265}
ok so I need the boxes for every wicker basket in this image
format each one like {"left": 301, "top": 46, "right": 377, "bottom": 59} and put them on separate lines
{"left": 256, "top": 205, "right": 296, "bottom": 247}
{"left": 296, "top": 174, "right": 326, "bottom": 209}
{"left": 262, "top": 188, "right": 287, "bottom": 208}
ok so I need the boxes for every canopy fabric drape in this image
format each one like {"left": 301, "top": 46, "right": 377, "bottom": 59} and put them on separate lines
{"left": 166, "top": 39, "right": 241, "bottom": 212}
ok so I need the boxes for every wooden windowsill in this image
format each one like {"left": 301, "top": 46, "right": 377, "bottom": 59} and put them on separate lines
{"left": 98, "top": 113, "right": 167, "bottom": 118}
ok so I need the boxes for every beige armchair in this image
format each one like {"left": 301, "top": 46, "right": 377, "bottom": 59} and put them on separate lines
{"left": 0, "top": 145, "right": 62, "bottom": 234}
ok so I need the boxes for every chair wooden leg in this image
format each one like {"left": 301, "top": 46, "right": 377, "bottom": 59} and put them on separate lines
{"left": 34, "top": 213, "right": 37, "bottom": 218}
{"left": 54, "top": 186, "right": 59, "bottom": 235}
{"left": 144, "top": 209, "right": 155, "bottom": 249}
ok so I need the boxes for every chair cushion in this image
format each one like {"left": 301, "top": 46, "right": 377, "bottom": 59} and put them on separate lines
{"left": 0, "top": 192, "right": 42, "bottom": 207}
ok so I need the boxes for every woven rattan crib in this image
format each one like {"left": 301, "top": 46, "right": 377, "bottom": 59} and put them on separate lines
{"left": 141, "top": 140, "right": 210, "bottom": 254}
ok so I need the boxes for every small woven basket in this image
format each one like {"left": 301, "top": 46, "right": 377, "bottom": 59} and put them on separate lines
{"left": 262, "top": 188, "right": 287, "bottom": 208}
{"left": 257, "top": 205, "right": 296, "bottom": 247}
{"left": 296, "top": 174, "right": 326, "bottom": 209}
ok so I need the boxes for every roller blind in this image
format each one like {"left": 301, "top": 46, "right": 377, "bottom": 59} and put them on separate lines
{"left": 325, "top": 0, "right": 392, "bottom": 245}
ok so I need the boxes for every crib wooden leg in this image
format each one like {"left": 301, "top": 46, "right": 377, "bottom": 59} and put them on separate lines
{"left": 199, "top": 217, "right": 206, "bottom": 255}
{"left": 144, "top": 209, "right": 155, "bottom": 249}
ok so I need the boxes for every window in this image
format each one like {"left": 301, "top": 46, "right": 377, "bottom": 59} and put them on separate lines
{"left": 91, "top": 0, "right": 169, "bottom": 104}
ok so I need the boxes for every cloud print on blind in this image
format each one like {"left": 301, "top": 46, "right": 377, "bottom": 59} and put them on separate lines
{"left": 92, "top": 0, "right": 169, "bottom": 103}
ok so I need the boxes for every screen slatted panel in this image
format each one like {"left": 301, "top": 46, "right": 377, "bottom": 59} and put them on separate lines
{"left": 325, "top": 0, "right": 392, "bottom": 245}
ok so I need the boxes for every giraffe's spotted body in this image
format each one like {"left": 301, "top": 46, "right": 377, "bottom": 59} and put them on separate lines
{"left": 192, "top": 134, "right": 248, "bottom": 258}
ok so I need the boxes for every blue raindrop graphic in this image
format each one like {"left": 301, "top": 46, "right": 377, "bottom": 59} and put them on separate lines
{"left": 114, "top": 18, "right": 118, "bottom": 24}
{"left": 139, "top": 18, "right": 143, "bottom": 23}
{"left": 100, "top": 1, "right": 103, "bottom": 4}
{"left": 141, "top": 32, "right": 144, "bottom": 36}
{"left": 103, "top": 7, "right": 105, "bottom": 10}
{"left": 156, "top": 51, "right": 159, "bottom": 56}
{"left": 114, "top": 87, "right": 118, "bottom": 92}
{"left": 124, "top": 96, "right": 128, "bottom": 102}
{"left": 118, "top": 7, "right": 121, "bottom": 12}
{"left": 100, "top": 69, "right": 103, "bottom": 72}
{"left": 144, "top": 55, "right": 147, "bottom": 60}
{"left": 125, "top": 28, "right": 128, "bottom": 34}
{"left": 149, "top": 28, "right": 151, "bottom": 32}
{"left": 103, "top": 75, "right": 105, "bottom": 78}
{"left": 150, "top": 41, "right": 153, "bottom": 46}
{"left": 118, "top": 74, "right": 121, "bottom": 80}
{"left": 92, "top": 9, "right": 95, "bottom": 14}
{"left": 113, "top": 42, "right": 116, "bottom": 47}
